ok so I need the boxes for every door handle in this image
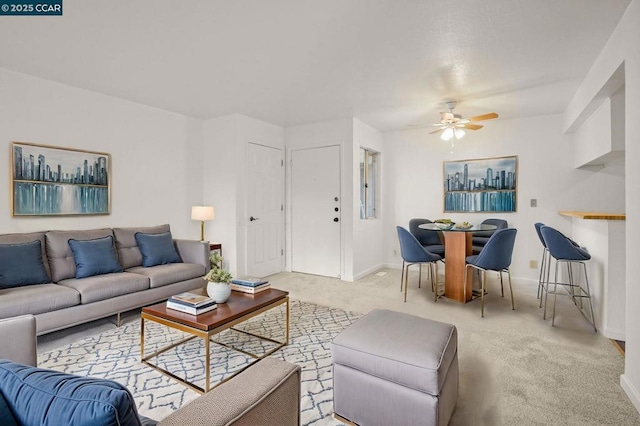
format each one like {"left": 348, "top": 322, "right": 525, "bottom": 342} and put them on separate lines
{"left": 250, "top": 216, "right": 260, "bottom": 221}
{"left": 334, "top": 217, "right": 339, "bottom": 222}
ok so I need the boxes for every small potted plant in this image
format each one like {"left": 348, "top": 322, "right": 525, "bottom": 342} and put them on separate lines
{"left": 203, "top": 253, "right": 232, "bottom": 303}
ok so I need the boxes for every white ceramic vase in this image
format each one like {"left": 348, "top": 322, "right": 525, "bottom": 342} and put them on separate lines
{"left": 206, "top": 282, "right": 231, "bottom": 303}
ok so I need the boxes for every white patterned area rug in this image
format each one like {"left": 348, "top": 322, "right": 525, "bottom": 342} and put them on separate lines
{"left": 38, "top": 300, "right": 361, "bottom": 425}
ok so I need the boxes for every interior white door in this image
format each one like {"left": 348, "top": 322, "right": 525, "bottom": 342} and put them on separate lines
{"left": 247, "top": 143, "right": 283, "bottom": 277}
{"left": 291, "top": 145, "right": 341, "bottom": 277}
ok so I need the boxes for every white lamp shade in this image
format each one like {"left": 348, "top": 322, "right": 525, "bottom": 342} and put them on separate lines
{"left": 191, "top": 206, "right": 215, "bottom": 221}
{"left": 454, "top": 128, "right": 466, "bottom": 139}
{"left": 441, "top": 127, "right": 454, "bottom": 141}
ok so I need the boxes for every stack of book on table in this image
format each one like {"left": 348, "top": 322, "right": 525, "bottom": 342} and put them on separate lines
{"left": 166, "top": 292, "right": 217, "bottom": 315}
{"left": 230, "top": 277, "right": 270, "bottom": 294}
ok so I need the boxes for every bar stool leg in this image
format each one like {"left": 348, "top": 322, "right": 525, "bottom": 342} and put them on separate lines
{"left": 543, "top": 257, "right": 553, "bottom": 319}
{"left": 500, "top": 271, "right": 504, "bottom": 297}
{"left": 418, "top": 264, "right": 422, "bottom": 288}
{"left": 540, "top": 252, "right": 552, "bottom": 309}
{"left": 551, "top": 261, "right": 560, "bottom": 326}
{"left": 567, "top": 262, "right": 577, "bottom": 306}
{"left": 537, "top": 248, "right": 546, "bottom": 299}
{"left": 583, "top": 262, "right": 597, "bottom": 332}
{"left": 400, "top": 261, "right": 405, "bottom": 292}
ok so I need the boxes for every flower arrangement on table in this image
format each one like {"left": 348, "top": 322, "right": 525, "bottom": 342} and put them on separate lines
{"left": 203, "top": 252, "right": 232, "bottom": 302}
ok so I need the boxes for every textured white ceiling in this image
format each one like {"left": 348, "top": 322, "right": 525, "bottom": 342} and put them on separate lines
{"left": 0, "top": 0, "right": 630, "bottom": 132}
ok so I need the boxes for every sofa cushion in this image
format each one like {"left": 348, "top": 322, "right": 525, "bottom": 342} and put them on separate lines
{"left": 135, "top": 231, "right": 181, "bottom": 267}
{"left": 126, "top": 263, "right": 206, "bottom": 288}
{"left": 0, "top": 360, "right": 143, "bottom": 426}
{"left": 0, "top": 232, "right": 51, "bottom": 279}
{"left": 0, "top": 284, "right": 80, "bottom": 319}
{"left": 58, "top": 272, "right": 149, "bottom": 304}
{"left": 113, "top": 225, "right": 170, "bottom": 269}
{"left": 69, "top": 236, "right": 123, "bottom": 279}
{"left": 0, "top": 240, "right": 51, "bottom": 288}
{"left": 45, "top": 229, "right": 114, "bottom": 282}
{"left": 0, "top": 392, "right": 18, "bottom": 426}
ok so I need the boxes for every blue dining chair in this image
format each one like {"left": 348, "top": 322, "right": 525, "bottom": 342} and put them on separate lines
{"left": 534, "top": 222, "right": 550, "bottom": 305}
{"left": 539, "top": 226, "right": 596, "bottom": 332}
{"left": 396, "top": 226, "right": 443, "bottom": 302}
{"left": 408, "top": 218, "right": 445, "bottom": 256}
{"left": 465, "top": 228, "right": 517, "bottom": 317}
{"left": 472, "top": 218, "right": 508, "bottom": 254}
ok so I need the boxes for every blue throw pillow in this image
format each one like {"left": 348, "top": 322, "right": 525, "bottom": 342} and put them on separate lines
{"left": 135, "top": 231, "right": 181, "bottom": 267}
{"left": 0, "top": 240, "right": 51, "bottom": 288}
{"left": 68, "top": 235, "right": 123, "bottom": 279}
{"left": 0, "top": 392, "right": 18, "bottom": 426}
{"left": 0, "top": 360, "right": 143, "bottom": 426}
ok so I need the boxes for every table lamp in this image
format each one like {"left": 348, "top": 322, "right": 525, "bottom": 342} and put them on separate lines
{"left": 191, "top": 206, "right": 214, "bottom": 241}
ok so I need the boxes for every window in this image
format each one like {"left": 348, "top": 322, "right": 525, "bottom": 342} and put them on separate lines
{"left": 360, "top": 148, "right": 379, "bottom": 219}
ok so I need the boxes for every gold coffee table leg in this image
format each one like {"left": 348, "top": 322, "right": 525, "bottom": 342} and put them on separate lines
{"left": 205, "top": 336, "right": 211, "bottom": 392}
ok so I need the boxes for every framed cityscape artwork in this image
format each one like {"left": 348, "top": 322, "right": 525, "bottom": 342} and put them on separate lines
{"left": 11, "top": 142, "right": 111, "bottom": 216}
{"left": 443, "top": 155, "right": 517, "bottom": 212}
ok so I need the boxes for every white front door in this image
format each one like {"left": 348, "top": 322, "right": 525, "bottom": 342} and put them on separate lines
{"left": 246, "top": 143, "right": 283, "bottom": 277}
{"left": 291, "top": 145, "right": 341, "bottom": 277}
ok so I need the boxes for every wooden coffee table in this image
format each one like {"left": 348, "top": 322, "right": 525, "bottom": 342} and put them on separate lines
{"left": 141, "top": 288, "right": 289, "bottom": 394}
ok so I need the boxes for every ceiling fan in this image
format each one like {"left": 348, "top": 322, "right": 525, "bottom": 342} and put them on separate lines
{"left": 429, "top": 101, "right": 498, "bottom": 142}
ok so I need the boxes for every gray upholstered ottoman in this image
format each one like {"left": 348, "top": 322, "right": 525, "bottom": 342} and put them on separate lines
{"left": 332, "top": 309, "right": 458, "bottom": 426}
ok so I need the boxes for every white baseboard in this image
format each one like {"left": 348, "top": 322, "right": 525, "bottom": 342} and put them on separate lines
{"left": 603, "top": 328, "right": 626, "bottom": 341}
{"left": 621, "top": 374, "right": 640, "bottom": 414}
{"left": 352, "top": 264, "right": 386, "bottom": 281}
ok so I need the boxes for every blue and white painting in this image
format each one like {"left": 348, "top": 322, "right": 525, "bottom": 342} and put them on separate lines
{"left": 12, "top": 142, "right": 110, "bottom": 216}
{"left": 443, "top": 156, "right": 517, "bottom": 212}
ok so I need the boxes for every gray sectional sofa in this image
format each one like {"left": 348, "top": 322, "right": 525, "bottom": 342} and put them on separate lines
{"left": 0, "top": 315, "right": 302, "bottom": 425}
{"left": 0, "top": 224, "right": 209, "bottom": 335}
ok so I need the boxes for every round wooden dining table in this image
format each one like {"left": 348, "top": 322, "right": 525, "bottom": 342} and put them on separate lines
{"left": 419, "top": 223, "right": 497, "bottom": 303}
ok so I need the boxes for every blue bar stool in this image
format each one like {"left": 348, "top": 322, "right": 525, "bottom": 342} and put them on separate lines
{"left": 540, "top": 226, "right": 597, "bottom": 332}
{"left": 534, "top": 223, "right": 550, "bottom": 305}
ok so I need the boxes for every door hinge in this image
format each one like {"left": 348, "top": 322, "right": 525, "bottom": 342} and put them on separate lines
{"left": 281, "top": 204, "right": 284, "bottom": 211}
{"left": 281, "top": 159, "right": 284, "bottom": 166}
{"left": 281, "top": 249, "right": 284, "bottom": 255}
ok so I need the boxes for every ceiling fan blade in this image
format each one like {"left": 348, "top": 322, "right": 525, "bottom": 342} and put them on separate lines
{"left": 467, "top": 112, "right": 499, "bottom": 122}
{"left": 462, "top": 124, "right": 484, "bottom": 130}
{"left": 429, "top": 128, "right": 445, "bottom": 135}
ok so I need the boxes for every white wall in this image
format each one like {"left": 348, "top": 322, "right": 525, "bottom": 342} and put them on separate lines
{"left": 564, "top": 0, "right": 640, "bottom": 412}
{"left": 571, "top": 219, "right": 626, "bottom": 339}
{"left": 0, "top": 68, "right": 203, "bottom": 239}
{"left": 382, "top": 113, "right": 625, "bottom": 282}
{"left": 202, "top": 114, "right": 284, "bottom": 276}
{"left": 353, "top": 119, "right": 385, "bottom": 279}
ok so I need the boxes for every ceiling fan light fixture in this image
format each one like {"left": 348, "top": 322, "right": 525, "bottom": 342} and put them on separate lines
{"left": 454, "top": 128, "right": 466, "bottom": 139}
{"left": 441, "top": 127, "right": 454, "bottom": 141}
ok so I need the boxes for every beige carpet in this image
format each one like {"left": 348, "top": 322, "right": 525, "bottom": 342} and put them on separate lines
{"left": 268, "top": 269, "right": 638, "bottom": 426}
{"left": 37, "top": 269, "right": 639, "bottom": 425}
